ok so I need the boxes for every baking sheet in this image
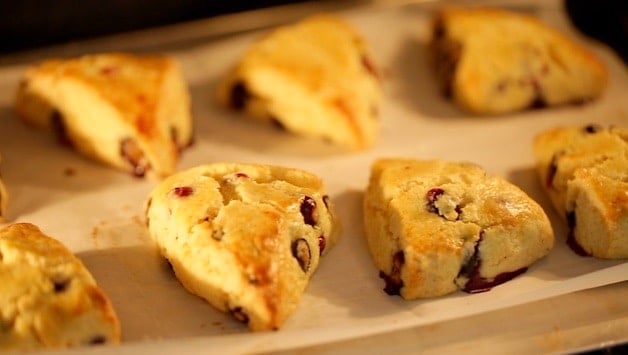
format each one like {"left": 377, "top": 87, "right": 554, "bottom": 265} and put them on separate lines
{"left": 0, "top": 0, "right": 627, "bottom": 353}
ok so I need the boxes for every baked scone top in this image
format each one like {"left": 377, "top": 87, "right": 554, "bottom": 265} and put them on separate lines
{"left": 364, "top": 159, "right": 554, "bottom": 298}
{"left": 146, "top": 163, "right": 339, "bottom": 330}
{"left": 533, "top": 125, "right": 628, "bottom": 258}
{"left": 0, "top": 223, "right": 120, "bottom": 349}
{"left": 432, "top": 7, "right": 608, "bottom": 114}
{"left": 14, "top": 52, "right": 193, "bottom": 178}
{"left": 216, "top": 14, "right": 381, "bottom": 149}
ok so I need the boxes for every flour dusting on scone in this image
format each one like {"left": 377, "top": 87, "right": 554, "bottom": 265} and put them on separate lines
{"left": 145, "top": 163, "right": 339, "bottom": 330}
{"left": 0, "top": 154, "right": 7, "bottom": 222}
{"left": 216, "top": 15, "right": 381, "bottom": 150}
{"left": 431, "top": 7, "right": 608, "bottom": 115}
{"left": 0, "top": 223, "right": 120, "bottom": 350}
{"left": 14, "top": 53, "right": 193, "bottom": 178}
{"left": 363, "top": 158, "right": 554, "bottom": 299}
{"left": 533, "top": 124, "right": 628, "bottom": 259}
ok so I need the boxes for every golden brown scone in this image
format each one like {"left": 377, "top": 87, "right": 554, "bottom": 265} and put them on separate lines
{"left": 533, "top": 124, "right": 628, "bottom": 259}
{"left": 363, "top": 158, "right": 554, "bottom": 299}
{"left": 14, "top": 53, "right": 193, "bottom": 178}
{"left": 0, "top": 153, "right": 7, "bottom": 222}
{"left": 216, "top": 14, "right": 381, "bottom": 150}
{"left": 145, "top": 163, "right": 339, "bottom": 331}
{"left": 0, "top": 223, "right": 120, "bottom": 350}
{"left": 431, "top": 7, "right": 608, "bottom": 115}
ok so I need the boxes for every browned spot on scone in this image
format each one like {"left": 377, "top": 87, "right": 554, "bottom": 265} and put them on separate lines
{"left": 361, "top": 55, "right": 380, "bottom": 80}
{"left": 291, "top": 238, "right": 311, "bottom": 272}
{"left": 269, "top": 116, "right": 286, "bottom": 131}
{"left": 120, "top": 138, "right": 150, "bottom": 177}
{"left": 379, "top": 250, "right": 404, "bottom": 296}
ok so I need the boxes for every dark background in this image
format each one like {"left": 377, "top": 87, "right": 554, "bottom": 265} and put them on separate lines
{"left": 0, "top": 0, "right": 625, "bottom": 62}
{"left": 0, "top": 0, "right": 309, "bottom": 54}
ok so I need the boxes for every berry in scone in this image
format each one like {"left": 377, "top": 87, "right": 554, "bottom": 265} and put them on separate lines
{"left": 431, "top": 7, "right": 608, "bottom": 115}
{"left": 216, "top": 14, "right": 381, "bottom": 150}
{"left": 0, "top": 223, "right": 120, "bottom": 350}
{"left": 145, "top": 163, "right": 339, "bottom": 330}
{"left": 363, "top": 158, "right": 554, "bottom": 299}
{"left": 533, "top": 124, "right": 628, "bottom": 259}
{"left": 14, "top": 53, "right": 193, "bottom": 178}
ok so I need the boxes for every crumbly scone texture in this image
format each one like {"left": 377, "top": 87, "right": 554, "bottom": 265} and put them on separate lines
{"left": 533, "top": 124, "right": 628, "bottom": 259}
{"left": 216, "top": 14, "right": 381, "bottom": 150}
{"left": 14, "top": 52, "right": 193, "bottom": 178}
{"left": 363, "top": 158, "right": 554, "bottom": 299}
{"left": 145, "top": 163, "right": 339, "bottom": 331}
{"left": 431, "top": 7, "right": 608, "bottom": 115}
{"left": 0, "top": 223, "right": 120, "bottom": 350}
{"left": 0, "top": 153, "right": 7, "bottom": 222}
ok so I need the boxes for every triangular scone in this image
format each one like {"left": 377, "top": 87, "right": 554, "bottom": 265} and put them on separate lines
{"left": 216, "top": 15, "right": 381, "bottom": 150}
{"left": 0, "top": 223, "right": 120, "bottom": 350}
{"left": 14, "top": 53, "right": 193, "bottom": 178}
{"left": 533, "top": 124, "right": 628, "bottom": 259}
{"left": 431, "top": 7, "right": 608, "bottom": 115}
{"left": 145, "top": 163, "right": 339, "bottom": 330}
{"left": 363, "top": 159, "right": 554, "bottom": 299}
{"left": 0, "top": 154, "right": 7, "bottom": 222}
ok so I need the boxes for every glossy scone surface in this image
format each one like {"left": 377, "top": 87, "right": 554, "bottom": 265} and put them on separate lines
{"left": 431, "top": 7, "right": 607, "bottom": 114}
{"left": 145, "top": 163, "right": 339, "bottom": 331}
{"left": 14, "top": 52, "right": 193, "bottom": 178}
{"left": 0, "top": 223, "right": 120, "bottom": 350}
{"left": 216, "top": 15, "right": 381, "bottom": 150}
{"left": 534, "top": 124, "right": 628, "bottom": 259}
{"left": 363, "top": 158, "right": 554, "bottom": 299}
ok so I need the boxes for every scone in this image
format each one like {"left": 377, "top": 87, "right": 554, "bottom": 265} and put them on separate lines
{"left": 145, "top": 163, "right": 339, "bottom": 330}
{"left": 0, "top": 154, "right": 7, "bottom": 222}
{"left": 533, "top": 124, "right": 628, "bottom": 259}
{"left": 0, "top": 223, "right": 120, "bottom": 350}
{"left": 14, "top": 52, "right": 193, "bottom": 178}
{"left": 216, "top": 14, "right": 381, "bottom": 150}
{"left": 363, "top": 158, "right": 554, "bottom": 299}
{"left": 431, "top": 7, "right": 608, "bottom": 115}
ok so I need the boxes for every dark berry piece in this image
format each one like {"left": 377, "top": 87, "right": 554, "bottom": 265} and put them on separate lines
{"left": 229, "top": 307, "right": 249, "bottom": 324}
{"left": 88, "top": 335, "right": 107, "bottom": 345}
{"left": 426, "top": 187, "right": 445, "bottom": 214}
{"left": 51, "top": 110, "right": 73, "bottom": 147}
{"left": 583, "top": 124, "right": 603, "bottom": 134}
{"left": 229, "top": 81, "right": 250, "bottom": 110}
{"left": 458, "top": 231, "right": 528, "bottom": 293}
{"left": 173, "top": 186, "right": 193, "bottom": 197}
{"left": 546, "top": 151, "right": 564, "bottom": 189}
{"left": 120, "top": 138, "right": 150, "bottom": 177}
{"left": 291, "top": 238, "right": 311, "bottom": 272}
{"left": 52, "top": 277, "right": 71, "bottom": 293}
{"left": 566, "top": 210, "right": 591, "bottom": 257}
{"left": 300, "top": 196, "right": 317, "bottom": 226}
{"left": 318, "top": 235, "right": 326, "bottom": 256}
{"left": 380, "top": 250, "right": 404, "bottom": 296}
